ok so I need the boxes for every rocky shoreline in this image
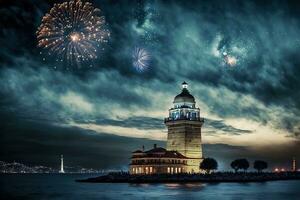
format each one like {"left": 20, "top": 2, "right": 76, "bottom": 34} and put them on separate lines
{"left": 76, "top": 172, "right": 300, "bottom": 183}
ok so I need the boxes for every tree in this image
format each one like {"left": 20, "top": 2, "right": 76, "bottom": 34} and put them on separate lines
{"left": 200, "top": 158, "right": 218, "bottom": 174}
{"left": 254, "top": 160, "right": 268, "bottom": 172}
{"left": 231, "top": 159, "right": 250, "bottom": 172}
{"left": 240, "top": 159, "right": 250, "bottom": 172}
{"left": 231, "top": 160, "right": 239, "bottom": 172}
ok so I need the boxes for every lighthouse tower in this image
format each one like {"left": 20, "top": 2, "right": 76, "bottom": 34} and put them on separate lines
{"left": 59, "top": 155, "right": 65, "bottom": 173}
{"left": 164, "top": 82, "right": 204, "bottom": 173}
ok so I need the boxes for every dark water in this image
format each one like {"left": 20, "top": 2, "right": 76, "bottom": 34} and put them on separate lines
{"left": 0, "top": 174, "right": 299, "bottom": 200}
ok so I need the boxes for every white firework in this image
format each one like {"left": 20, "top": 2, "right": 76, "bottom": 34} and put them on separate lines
{"left": 132, "top": 47, "right": 151, "bottom": 72}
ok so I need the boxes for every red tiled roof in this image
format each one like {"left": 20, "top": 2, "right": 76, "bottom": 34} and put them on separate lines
{"left": 131, "top": 147, "right": 187, "bottom": 159}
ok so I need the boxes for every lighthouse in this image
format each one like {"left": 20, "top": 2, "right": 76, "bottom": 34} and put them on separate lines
{"left": 59, "top": 155, "right": 65, "bottom": 173}
{"left": 164, "top": 82, "right": 204, "bottom": 173}
{"left": 129, "top": 82, "right": 205, "bottom": 175}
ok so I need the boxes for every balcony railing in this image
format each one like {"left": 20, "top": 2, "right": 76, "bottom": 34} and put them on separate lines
{"left": 130, "top": 160, "right": 187, "bottom": 165}
{"left": 164, "top": 116, "right": 204, "bottom": 123}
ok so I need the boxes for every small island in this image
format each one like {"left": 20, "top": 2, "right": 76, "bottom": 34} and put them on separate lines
{"left": 77, "top": 171, "right": 300, "bottom": 183}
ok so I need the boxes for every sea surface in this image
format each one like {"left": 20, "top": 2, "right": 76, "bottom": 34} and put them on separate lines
{"left": 0, "top": 174, "right": 299, "bottom": 200}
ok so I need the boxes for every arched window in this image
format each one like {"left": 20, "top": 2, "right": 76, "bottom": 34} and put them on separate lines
{"left": 145, "top": 167, "right": 149, "bottom": 174}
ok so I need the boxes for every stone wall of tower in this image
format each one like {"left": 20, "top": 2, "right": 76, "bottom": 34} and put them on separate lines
{"left": 166, "top": 120, "right": 203, "bottom": 173}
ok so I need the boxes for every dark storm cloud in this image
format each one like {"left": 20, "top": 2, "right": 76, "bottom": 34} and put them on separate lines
{"left": 0, "top": 64, "right": 152, "bottom": 124}
{"left": 120, "top": 0, "right": 300, "bottom": 136}
{"left": 71, "top": 115, "right": 254, "bottom": 136}
{"left": 92, "top": 116, "right": 165, "bottom": 130}
{"left": 0, "top": 0, "right": 48, "bottom": 65}
{"left": 204, "top": 119, "right": 252, "bottom": 135}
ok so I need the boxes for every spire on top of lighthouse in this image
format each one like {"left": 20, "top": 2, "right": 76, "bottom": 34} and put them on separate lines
{"left": 182, "top": 81, "right": 188, "bottom": 89}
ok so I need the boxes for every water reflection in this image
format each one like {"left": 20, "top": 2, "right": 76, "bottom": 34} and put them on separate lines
{"left": 164, "top": 183, "right": 206, "bottom": 191}
{"left": 1, "top": 175, "right": 300, "bottom": 200}
{"left": 129, "top": 183, "right": 152, "bottom": 188}
{"left": 130, "top": 182, "right": 207, "bottom": 191}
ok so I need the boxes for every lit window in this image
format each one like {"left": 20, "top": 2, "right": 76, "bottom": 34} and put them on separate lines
{"left": 167, "top": 167, "right": 170, "bottom": 173}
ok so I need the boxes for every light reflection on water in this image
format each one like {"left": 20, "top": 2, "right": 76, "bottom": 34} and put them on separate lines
{"left": 130, "top": 182, "right": 207, "bottom": 190}
{"left": 0, "top": 174, "right": 300, "bottom": 200}
{"left": 164, "top": 183, "right": 206, "bottom": 190}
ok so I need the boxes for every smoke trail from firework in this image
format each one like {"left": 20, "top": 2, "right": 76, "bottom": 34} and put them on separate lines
{"left": 36, "top": 0, "right": 110, "bottom": 68}
{"left": 132, "top": 47, "right": 151, "bottom": 72}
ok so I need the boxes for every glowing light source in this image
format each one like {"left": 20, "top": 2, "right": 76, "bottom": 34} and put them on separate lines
{"left": 223, "top": 53, "right": 237, "bottom": 66}
{"left": 227, "top": 56, "right": 237, "bottom": 66}
{"left": 182, "top": 81, "right": 188, "bottom": 89}
{"left": 70, "top": 33, "right": 80, "bottom": 42}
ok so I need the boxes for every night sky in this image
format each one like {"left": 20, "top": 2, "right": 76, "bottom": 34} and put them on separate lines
{"left": 0, "top": 0, "right": 300, "bottom": 171}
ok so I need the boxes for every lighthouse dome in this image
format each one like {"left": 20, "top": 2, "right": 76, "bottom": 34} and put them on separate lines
{"left": 173, "top": 82, "right": 195, "bottom": 104}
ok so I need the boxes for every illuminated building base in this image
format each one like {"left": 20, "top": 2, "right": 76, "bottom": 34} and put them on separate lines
{"left": 129, "top": 145, "right": 188, "bottom": 175}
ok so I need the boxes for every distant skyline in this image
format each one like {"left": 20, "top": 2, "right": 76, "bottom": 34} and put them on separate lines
{"left": 0, "top": 160, "right": 105, "bottom": 173}
{"left": 0, "top": 0, "right": 299, "bottom": 170}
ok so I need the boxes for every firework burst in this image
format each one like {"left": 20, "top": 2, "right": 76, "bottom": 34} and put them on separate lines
{"left": 36, "top": 0, "right": 110, "bottom": 68}
{"left": 223, "top": 52, "right": 237, "bottom": 66}
{"left": 132, "top": 47, "right": 151, "bottom": 72}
